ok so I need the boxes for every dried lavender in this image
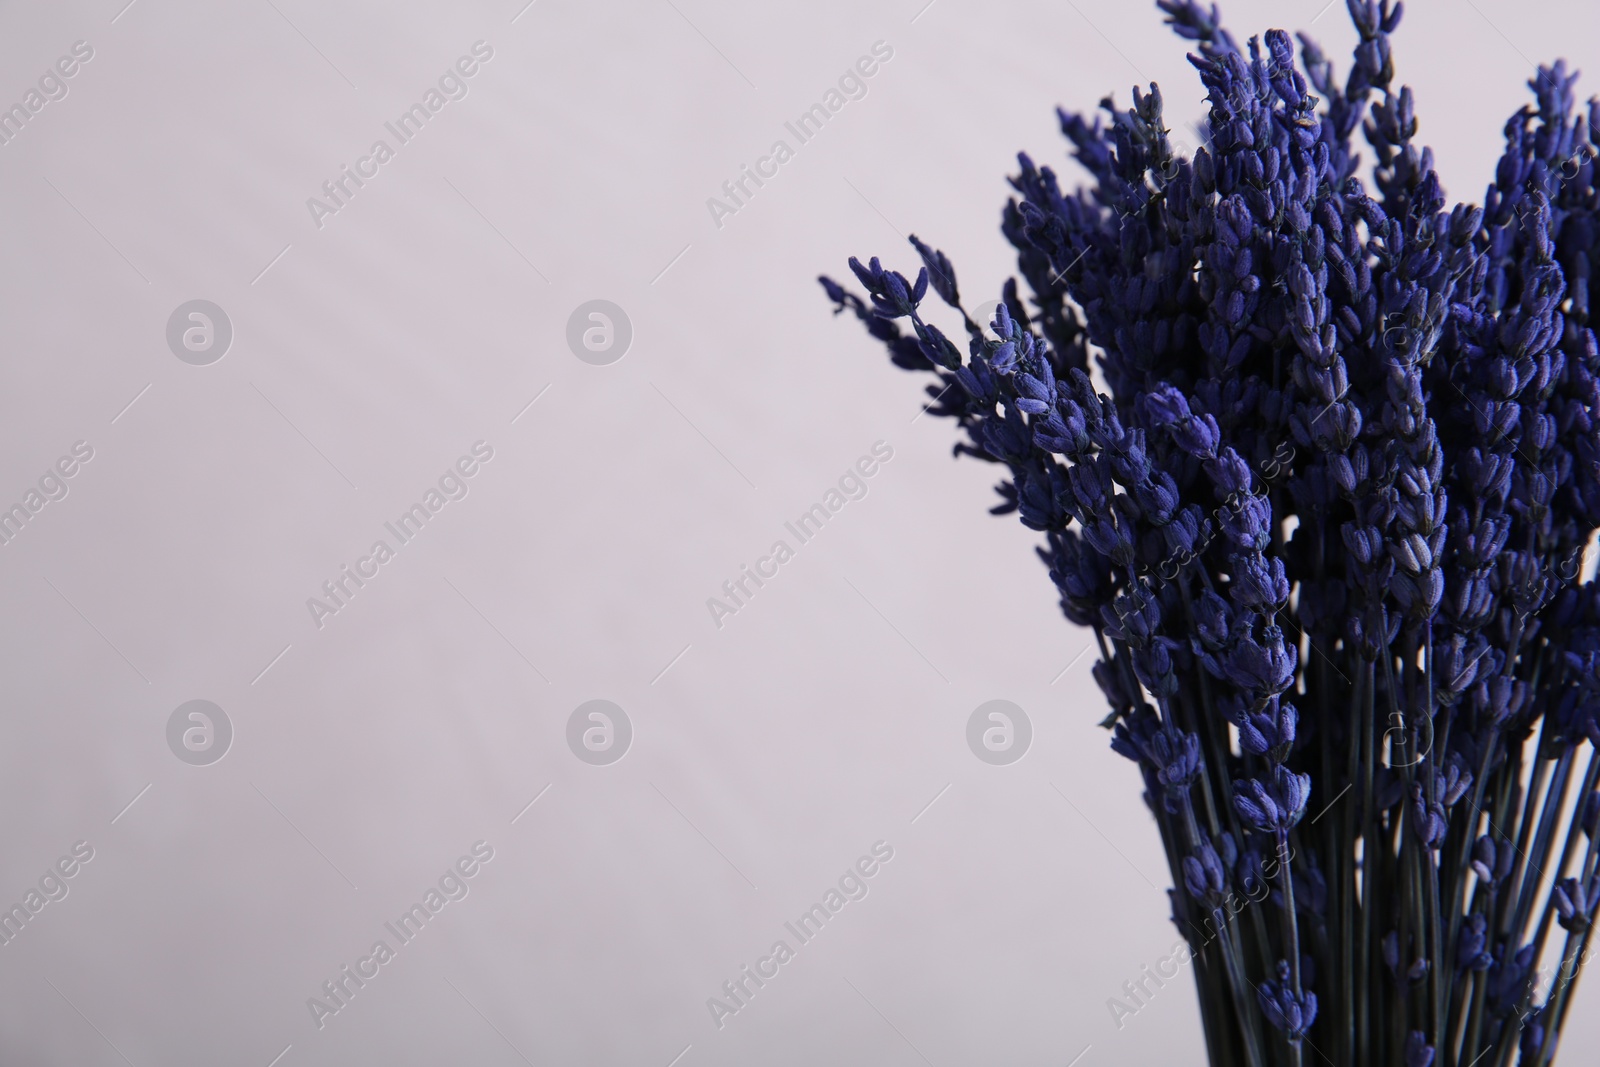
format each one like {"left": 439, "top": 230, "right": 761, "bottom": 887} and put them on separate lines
{"left": 820, "top": 3, "right": 1600, "bottom": 1064}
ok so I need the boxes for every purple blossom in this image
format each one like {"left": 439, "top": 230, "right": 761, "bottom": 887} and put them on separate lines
{"left": 1258, "top": 959, "right": 1318, "bottom": 1039}
{"left": 820, "top": 0, "right": 1600, "bottom": 1060}
{"left": 1233, "top": 765, "right": 1312, "bottom": 833}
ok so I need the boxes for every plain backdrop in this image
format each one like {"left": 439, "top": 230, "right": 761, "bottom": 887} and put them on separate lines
{"left": 0, "top": 0, "right": 1596, "bottom": 1064}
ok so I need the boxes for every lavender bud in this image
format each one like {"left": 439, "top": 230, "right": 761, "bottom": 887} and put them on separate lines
{"left": 1257, "top": 959, "right": 1318, "bottom": 1039}
{"left": 1404, "top": 1031, "right": 1436, "bottom": 1067}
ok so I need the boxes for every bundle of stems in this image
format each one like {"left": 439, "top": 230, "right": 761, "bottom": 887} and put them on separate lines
{"left": 820, "top": 2, "right": 1600, "bottom": 1063}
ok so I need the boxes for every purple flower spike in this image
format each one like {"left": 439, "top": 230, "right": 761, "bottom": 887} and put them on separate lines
{"left": 1257, "top": 960, "right": 1318, "bottom": 1039}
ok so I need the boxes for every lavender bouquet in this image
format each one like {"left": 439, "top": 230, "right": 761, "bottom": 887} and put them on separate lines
{"left": 820, "top": 2, "right": 1600, "bottom": 1064}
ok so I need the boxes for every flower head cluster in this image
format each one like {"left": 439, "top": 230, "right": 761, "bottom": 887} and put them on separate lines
{"left": 821, "top": 1, "right": 1600, "bottom": 1064}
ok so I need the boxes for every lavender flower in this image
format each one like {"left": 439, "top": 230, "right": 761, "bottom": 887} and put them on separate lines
{"left": 821, "top": 0, "right": 1600, "bottom": 1062}
{"left": 1234, "top": 766, "right": 1312, "bottom": 834}
{"left": 1258, "top": 959, "right": 1318, "bottom": 1039}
